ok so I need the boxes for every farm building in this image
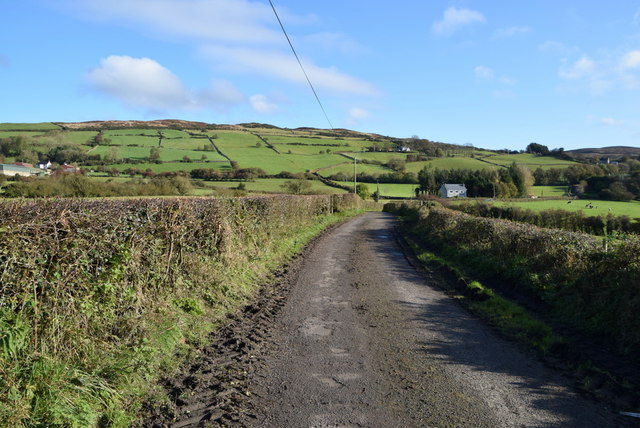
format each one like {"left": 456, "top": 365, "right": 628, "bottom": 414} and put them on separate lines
{"left": 440, "top": 183, "right": 467, "bottom": 198}
{"left": 0, "top": 163, "right": 44, "bottom": 177}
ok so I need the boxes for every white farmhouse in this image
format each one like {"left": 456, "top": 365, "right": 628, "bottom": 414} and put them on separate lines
{"left": 440, "top": 183, "right": 467, "bottom": 198}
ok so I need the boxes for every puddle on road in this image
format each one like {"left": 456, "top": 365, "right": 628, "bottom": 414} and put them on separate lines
{"left": 299, "top": 317, "right": 334, "bottom": 337}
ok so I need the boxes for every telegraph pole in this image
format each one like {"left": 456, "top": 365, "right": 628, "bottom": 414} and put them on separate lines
{"left": 353, "top": 155, "right": 357, "bottom": 193}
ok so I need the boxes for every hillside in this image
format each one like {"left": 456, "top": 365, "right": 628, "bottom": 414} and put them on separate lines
{"left": 0, "top": 120, "right": 592, "bottom": 198}
{"left": 566, "top": 146, "right": 640, "bottom": 159}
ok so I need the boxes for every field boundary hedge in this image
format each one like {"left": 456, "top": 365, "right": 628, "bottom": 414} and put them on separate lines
{"left": 384, "top": 202, "right": 640, "bottom": 367}
{"left": 0, "top": 194, "right": 363, "bottom": 426}
{"left": 448, "top": 200, "right": 640, "bottom": 235}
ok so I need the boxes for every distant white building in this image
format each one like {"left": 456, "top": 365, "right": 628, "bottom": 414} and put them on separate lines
{"left": 37, "top": 160, "right": 52, "bottom": 170}
{"left": 440, "top": 183, "right": 467, "bottom": 198}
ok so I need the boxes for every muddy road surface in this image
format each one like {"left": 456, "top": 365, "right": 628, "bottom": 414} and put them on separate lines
{"left": 151, "top": 212, "right": 628, "bottom": 427}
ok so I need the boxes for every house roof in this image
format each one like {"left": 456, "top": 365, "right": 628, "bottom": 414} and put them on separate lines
{"left": 441, "top": 183, "right": 467, "bottom": 191}
{"left": 0, "top": 163, "right": 41, "bottom": 174}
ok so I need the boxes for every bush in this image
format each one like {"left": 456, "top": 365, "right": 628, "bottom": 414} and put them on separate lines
{"left": 385, "top": 203, "right": 640, "bottom": 364}
{"left": 0, "top": 194, "right": 361, "bottom": 426}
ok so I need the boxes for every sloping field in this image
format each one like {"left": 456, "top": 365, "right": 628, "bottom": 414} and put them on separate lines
{"left": 493, "top": 199, "right": 640, "bottom": 218}
{"left": 58, "top": 130, "right": 99, "bottom": 145}
{"left": 92, "top": 146, "right": 226, "bottom": 162}
{"left": 162, "top": 138, "right": 212, "bottom": 151}
{"left": 348, "top": 152, "right": 410, "bottom": 163}
{"left": 318, "top": 162, "right": 391, "bottom": 177}
{"left": 0, "top": 131, "right": 50, "bottom": 139}
{"left": 271, "top": 143, "right": 346, "bottom": 155}
{"left": 530, "top": 186, "right": 570, "bottom": 197}
{"left": 482, "top": 153, "right": 579, "bottom": 170}
{"left": 405, "top": 157, "right": 497, "bottom": 173}
{"left": 336, "top": 181, "right": 417, "bottom": 198}
{"left": 209, "top": 178, "right": 347, "bottom": 194}
{"left": 105, "top": 161, "right": 230, "bottom": 173}
{"left": 102, "top": 133, "right": 160, "bottom": 147}
{"left": 0, "top": 122, "right": 61, "bottom": 131}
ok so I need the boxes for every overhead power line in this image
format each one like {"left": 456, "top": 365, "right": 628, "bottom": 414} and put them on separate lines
{"left": 268, "top": 0, "right": 334, "bottom": 130}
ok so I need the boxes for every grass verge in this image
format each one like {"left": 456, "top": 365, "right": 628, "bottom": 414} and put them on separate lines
{"left": 402, "top": 234, "right": 562, "bottom": 356}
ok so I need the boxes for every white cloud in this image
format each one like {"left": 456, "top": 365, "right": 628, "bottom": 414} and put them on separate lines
{"left": 86, "top": 56, "right": 193, "bottom": 109}
{"left": 302, "top": 32, "right": 363, "bottom": 55}
{"left": 432, "top": 7, "right": 486, "bottom": 36}
{"left": 493, "top": 26, "right": 530, "bottom": 39}
{"left": 349, "top": 107, "right": 369, "bottom": 120}
{"left": 346, "top": 107, "right": 370, "bottom": 126}
{"left": 600, "top": 117, "right": 623, "bottom": 126}
{"left": 199, "top": 79, "right": 245, "bottom": 112}
{"left": 69, "top": 0, "right": 377, "bottom": 100}
{"left": 67, "top": 0, "right": 282, "bottom": 45}
{"left": 474, "top": 66, "right": 494, "bottom": 80}
{"left": 559, "top": 56, "right": 595, "bottom": 80}
{"left": 499, "top": 76, "right": 516, "bottom": 85}
{"left": 538, "top": 41, "right": 576, "bottom": 56}
{"left": 620, "top": 50, "right": 640, "bottom": 70}
{"left": 201, "top": 45, "right": 378, "bottom": 96}
{"left": 86, "top": 55, "right": 244, "bottom": 111}
{"left": 250, "top": 94, "right": 278, "bottom": 114}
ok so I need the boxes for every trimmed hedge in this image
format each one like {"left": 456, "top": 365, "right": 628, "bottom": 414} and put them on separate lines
{"left": 449, "top": 201, "right": 640, "bottom": 235}
{"left": 385, "top": 203, "right": 640, "bottom": 364}
{"left": 0, "top": 194, "right": 360, "bottom": 426}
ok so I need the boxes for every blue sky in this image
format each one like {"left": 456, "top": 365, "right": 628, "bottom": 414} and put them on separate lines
{"left": 2, "top": 1, "right": 640, "bottom": 150}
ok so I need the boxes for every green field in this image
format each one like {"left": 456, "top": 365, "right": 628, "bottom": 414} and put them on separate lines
{"left": 104, "top": 129, "right": 160, "bottom": 137}
{"left": 318, "top": 162, "right": 392, "bottom": 177}
{"left": 405, "top": 157, "right": 497, "bottom": 173}
{"left": 530, "top": 186, "right": 570, "bottom": 197}
{"left": 103, "top": 161, "right": 230, "bottom": 173}
{"left": 0, "top": 122, "right": 61, "bottom": 131}
{"left": 91, "top": 146, "right": 223, "bottom": 162}
{"left": 162, "top": 137, "right": 212, "bottom": 151}
{"left": 271, "top": 143, "right": 347, "bottom": 155}
{"left": 481, "top": 153, "right": 579, "bottom": 170}
{"left": 493, "top": 199, "right": 640, "bottom": 218}
{"left": 102, "top": 134, "right": 160, "bottom": 147}
{"left": 206, "top": 178, "right": 347, "bottom": 194}
{"left": 213, "top": 132, "right": 347, "bottom": 174}
{"left": 0, "top": 123, "right": 600, "bottom": 194}
{"left": 337, "top": 181, "right": 417, "bottom": 198}
{"left": 160, "top": 129, "right": 192, "bottom": 139}
{"left": 343, "top": 152, "right": 409, "bottom": 163}
{"left": 0, "top": 131, "right": 50, "bottom": 139}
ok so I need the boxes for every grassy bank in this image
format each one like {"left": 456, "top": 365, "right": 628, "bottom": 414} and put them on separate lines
{"left": 402, "top": 235, "right": 561, "bottom": 355}
{"left": 384, "top": 202, "right": 640, "bottom": 365}
{"left": 0, "top": 194, "right": 366, "bottom": 426}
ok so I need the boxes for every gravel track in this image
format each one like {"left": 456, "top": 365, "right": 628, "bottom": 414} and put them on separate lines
{"left": 145, "top": 212, "right": 630, "bottom": 427}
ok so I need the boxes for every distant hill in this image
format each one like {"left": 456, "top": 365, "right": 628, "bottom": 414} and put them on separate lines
{"left": 54, "top": 119, "right": 213, "bottom": 131}
{"left": 566, "top": 146, "right": 640, "bottom": 159}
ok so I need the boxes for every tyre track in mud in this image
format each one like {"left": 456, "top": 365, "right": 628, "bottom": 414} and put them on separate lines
{"left": 143, "top": 212, "right": 631, "bottom": 427}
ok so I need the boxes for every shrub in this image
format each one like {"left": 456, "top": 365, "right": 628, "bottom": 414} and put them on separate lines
{"left": 0, "top": 194, "right": 360, "bottom": 426}
{"left": 385, "top": 203, "right": 640, "bottom": 364}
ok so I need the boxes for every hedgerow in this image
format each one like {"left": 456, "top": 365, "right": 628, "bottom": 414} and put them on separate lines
{"left": 448, "top": 201, "right": 640, "bottom": 235}
{"left": 385, "top": 203, "right": 640, "bottom": 364}
{"left": 0, "top": 194, "right": 360, "bottom": 426}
